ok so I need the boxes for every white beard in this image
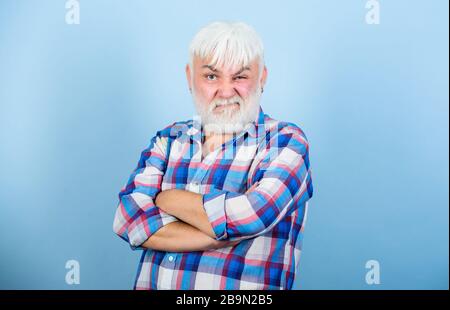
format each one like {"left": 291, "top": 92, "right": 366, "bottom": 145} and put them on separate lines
{"left": 192, "top": 87, "right": 261, "bottom": 134}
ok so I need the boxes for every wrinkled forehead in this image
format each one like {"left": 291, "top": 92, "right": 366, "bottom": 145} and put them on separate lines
{"left": 193, "top": 54, "right": 259, "bottom": 74}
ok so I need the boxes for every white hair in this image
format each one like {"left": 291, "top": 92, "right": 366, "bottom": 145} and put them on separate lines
{"left": 189, "top": 21, "right": 265, "bottom": 74}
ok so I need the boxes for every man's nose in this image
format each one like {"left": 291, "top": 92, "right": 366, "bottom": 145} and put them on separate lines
{"left": 216, "top": 80, "right": 238, "bottom": 98}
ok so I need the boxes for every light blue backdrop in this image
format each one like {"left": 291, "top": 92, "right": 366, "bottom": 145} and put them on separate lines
{"left": 0, "top": 0, "right": 448, "bottom": 290}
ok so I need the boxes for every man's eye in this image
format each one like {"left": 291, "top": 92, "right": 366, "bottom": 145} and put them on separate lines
{"left": 205, "top": 74, "right": 217, "bottom": 81}
{"left": 234, "top": 76, "right": 248, "bottom": 80}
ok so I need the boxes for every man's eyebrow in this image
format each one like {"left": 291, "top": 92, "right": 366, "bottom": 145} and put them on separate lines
{"left": 202, "top": 65, "right": 219, "bottom": 72}
{"left": 233, "top": 66, "right": 251, "bottom": 76}
{"left": 201, "top": 65, "right": 251, "bottom": 75}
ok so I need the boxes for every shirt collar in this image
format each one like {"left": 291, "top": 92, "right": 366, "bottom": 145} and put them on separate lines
{"left": 248, "top": 107, "right": 266, "bottom": 138}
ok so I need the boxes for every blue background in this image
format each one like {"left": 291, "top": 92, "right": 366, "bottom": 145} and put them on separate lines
{"left": 0, "top": 0, "right": 448, "bottom": 289}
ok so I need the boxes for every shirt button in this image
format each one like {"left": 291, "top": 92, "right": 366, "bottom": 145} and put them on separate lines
{"left": 190, "top": 182, "right": 200, "bottom": 193}
{"left": 168, "top": 255, "right": 174, "bottom": 262}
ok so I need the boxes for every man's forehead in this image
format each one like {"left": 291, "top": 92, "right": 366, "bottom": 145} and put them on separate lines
{"left": 201, "top": 64, "right": 251, "bottom": 75}
{"left": 194, "top": 56, "right": 255, "bottom": 73}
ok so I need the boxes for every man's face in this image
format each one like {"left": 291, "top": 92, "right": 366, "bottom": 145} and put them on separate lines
{"left": 186, "top": 55, "right": 267, "bottom": 134}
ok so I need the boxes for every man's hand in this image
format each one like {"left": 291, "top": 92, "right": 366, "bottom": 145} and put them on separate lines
{"left": 155, "top": 189, "right": 217, "bottom": 239}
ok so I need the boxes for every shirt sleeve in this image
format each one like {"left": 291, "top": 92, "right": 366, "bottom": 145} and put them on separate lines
{"left": 113, "top": 126, "right": 178, "bottom": 250}
{"left": 202, "top": 125, "right": 314, "bottom": 241}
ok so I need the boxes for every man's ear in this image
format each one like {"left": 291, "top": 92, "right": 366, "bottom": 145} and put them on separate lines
{"left": 260, "top": 66, "right": 268, "bottom": 90}
{"left": 185, "top": 64, "right": 192, "bottom": 92}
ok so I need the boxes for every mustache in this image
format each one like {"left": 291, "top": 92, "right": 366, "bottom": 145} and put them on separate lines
{"left": 210, "top": 96, "right": 244, "bottom": 110}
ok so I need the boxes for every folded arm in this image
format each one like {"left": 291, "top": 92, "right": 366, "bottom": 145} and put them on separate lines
{"left": 142, "top": 221, "right": 238, "bottom": 252}
{"left": 155, "top": 125, "right": 313, "bottom": 241}
{"left": 155, "top": 189, "right": 216, "bottom": 238}
{"left": 113, "top": 123, "right": 238, "bottom": 252}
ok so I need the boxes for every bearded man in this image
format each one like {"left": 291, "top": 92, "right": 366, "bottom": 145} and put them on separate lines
{"left": 113, "top": 21, "right": 314, "bottom": 290}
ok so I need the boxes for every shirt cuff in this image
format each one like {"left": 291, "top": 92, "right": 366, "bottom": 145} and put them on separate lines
{"left": 202, "top": 190, "right": 228, "bottom": 240}
{"left": 130, "top": 213, "right": 179, "bottom": 251}
{"left": 122, "top": 194, "right": 179, "bottom": 250}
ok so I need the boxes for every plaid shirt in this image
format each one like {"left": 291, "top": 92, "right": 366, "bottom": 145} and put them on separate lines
{"left": 113, "top": 108, "right": 313, "bottom": 290}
